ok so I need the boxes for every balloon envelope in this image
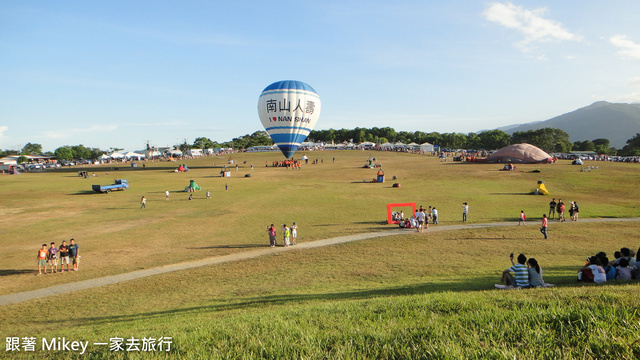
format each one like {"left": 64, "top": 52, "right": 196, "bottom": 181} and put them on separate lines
{"left": 257, "top": 80, "right": 321, "bottom": 158}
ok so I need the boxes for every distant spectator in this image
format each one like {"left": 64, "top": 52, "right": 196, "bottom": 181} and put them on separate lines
{"left": 59, "top": 240, "right": 70, "bottom": 272}
{"left": 267, "top": 224, "right": 276, "bottom": 247}
{"left": 519, "top": 210, "right": 526, "bottom": 225}
{"left": 291, "top": 222, "right": 298, "bottom": 245}
{"left": 36, "top": 244, "right": 48, "bottom": 275}
{"left": 548, "top": 198, "right": 557, "bottom": 219}
{"left": 540, "top": 214, "right": 548, "bottom": 239}
{"left": 47, "top": 242, "right": 59, "bottom": 274}
{"left": 68, "top": 238, "right": 79, "bottom": 271}
{"left": 462, "top": 202, "right": 469, "bottom": 222}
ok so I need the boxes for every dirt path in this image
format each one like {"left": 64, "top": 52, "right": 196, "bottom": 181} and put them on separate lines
{"left": 2, "top": 217, "right": 638, "bottom": 306}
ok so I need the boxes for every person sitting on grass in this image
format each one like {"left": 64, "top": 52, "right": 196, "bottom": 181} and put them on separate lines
{"left": 598, "top": 255, "right": 616, "bottom": 281}
{"left": 580, "top": 256, "right": 606, "bottom": 283}
{"left": 501, "top": 253, "right": 529, "bottom": 288}
{"left": 611, "top": 247, "right": 636, "bottom": 268}
{"left": 527, "top": 258, "right": 545, "bottom": 287}
{"left": 615, "top": 258, "right": 634, "bottom": 281}
{"left": 403, "top": 218, "right": 411, "bottom": 229}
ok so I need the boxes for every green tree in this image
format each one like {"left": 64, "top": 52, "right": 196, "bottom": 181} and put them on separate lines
{"left": 0, "top": 149, "right": 19, "bottom": 157}
{"left": 17, "top": 155, "right": 29, "bottom": 164}
{"left": 478, "top": 130, "right": 511, "bottom": 150}
{"left": 511, "top": 128, "right": 572, "bottom": 153}
{"left": 592, "top": 138, "right": 612, "bottom": 155}
{"left": 466, "top": 133, "right": 482, "bottom": 150}
{"left": 54, "top": 146, "right": 74, "bottom": 161}
{"left": 89, "top": 148, "right": 106, "bottom": 160}
{"left": 193, "top": 137, "right": 216, "bottom": 149}
{"left": 178, "top": 140, "right": 192, "bottom": 153}
{"left": 620, "top": 133, "right": 640, "bottom": 156}
{"left": 572, "top": 140, "right": 595, "bottom": 152}
{"left": 440, "top": 133, "right": 467, "bottom": 149}
{"left": 71, "top": 145, "right": 91, "bottom": 159}
{"left": 20, "top": 142, "right": 43, "bottom": 155}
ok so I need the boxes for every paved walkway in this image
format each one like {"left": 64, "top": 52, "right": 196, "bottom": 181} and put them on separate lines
{"left": 2, "top": 217, "right": 638, "bottom": 306}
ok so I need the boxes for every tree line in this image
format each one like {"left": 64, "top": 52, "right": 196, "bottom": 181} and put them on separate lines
{"left": 3, "top": 129, "right": 640, "bottom": 161}
{"left": 308, "top": 127, "right": 632, "bottom": 155}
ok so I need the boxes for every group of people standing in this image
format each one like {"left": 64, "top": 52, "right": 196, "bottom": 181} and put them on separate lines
{"left": 267, "top": 223, "right": 298, "bottom": 247}
{"left": 36, "top": 239, "right": 79, "bottom": 275}
{"left": 548, "top": 198, "right": 579, "bottom": 222}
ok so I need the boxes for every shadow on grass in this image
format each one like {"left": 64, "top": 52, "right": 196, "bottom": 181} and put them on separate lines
{"left": 354, "top": 221, "right": 388, "bottom": 225}
{"left": 488, "top": 192, "right": 533, "bottom": 196}
{"left": 44, "top": 268, "right": 640, "bottom": 327}
{"left": 188, "top": 244, "right": 266, "bottom": 249}
{"left": 0, "top": 269, "right": 35, "bottom": 276}
{"left": 69, "top": 191, "right": 99, "bottom": 196}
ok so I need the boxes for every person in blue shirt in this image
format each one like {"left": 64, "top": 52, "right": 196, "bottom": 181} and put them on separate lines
{"left": 501, "top": 253, "right": 530, "bottom": 288}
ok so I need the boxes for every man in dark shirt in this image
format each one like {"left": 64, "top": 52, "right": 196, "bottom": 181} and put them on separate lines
{"left": 59, "top": 240, "right": 70, "bottom": 272}
{"left": 548, "top": 198, "right": 557, "bottom": 219}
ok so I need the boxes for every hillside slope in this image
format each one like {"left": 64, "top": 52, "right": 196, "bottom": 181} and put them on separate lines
{"left": 501, "top": 101, "right": 640, "bottom": 148}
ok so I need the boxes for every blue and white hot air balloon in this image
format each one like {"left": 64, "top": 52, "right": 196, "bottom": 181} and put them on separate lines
{"left": 257, "top": 80, "right": 321, "bottom": 158}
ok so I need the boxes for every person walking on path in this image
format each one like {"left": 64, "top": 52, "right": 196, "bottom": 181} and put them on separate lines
{"left": 540, "top": 214, "right": 548, "bottom": 239}
{"left": 267, "top": 224, "right": 277, "bottom": 247}
{"left": 519, "top": 210, "right": 526, "bottom": 225}
{"left": 291, "top": 223, "right": 298, "bottom": 245}
{"left": 432, "top": 207, "right": 439, "bottom": 224}
{"left": 557, "top": 200, "right": 565, "bottom": 222}
{"left": 462, "top": 202, "right": 469, "bottom": 222}
{"left": 140, "top": 196, "right": 146, "bottom": 209}
{"left": 36, "top": 244, "right": 48, "bottom": 275}
{"left": 548, "top": 198, "right": 557, "bottom": 219}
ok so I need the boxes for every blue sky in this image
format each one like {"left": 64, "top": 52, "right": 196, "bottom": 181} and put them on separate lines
{"left": 2, "top": 1, "right": 639, "bottom": 152}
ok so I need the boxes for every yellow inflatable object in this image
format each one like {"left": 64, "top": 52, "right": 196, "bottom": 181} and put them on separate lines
{"left": 533, "top": 181, "right": 549, "bottom": 195}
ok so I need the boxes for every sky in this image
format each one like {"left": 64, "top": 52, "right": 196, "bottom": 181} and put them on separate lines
{"left": 2, "top": 1, "right": 640, "bottom": 152}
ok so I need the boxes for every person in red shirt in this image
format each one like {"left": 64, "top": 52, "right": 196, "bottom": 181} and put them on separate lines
{"left": 540, "top": 214, "right": 548, "bottom": 239}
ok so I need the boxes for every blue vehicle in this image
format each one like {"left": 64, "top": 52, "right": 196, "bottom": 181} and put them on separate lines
{"left": 92, "top": 179, "right": 129, "bottom": 193}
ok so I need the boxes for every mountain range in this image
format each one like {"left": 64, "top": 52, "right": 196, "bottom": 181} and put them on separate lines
{"left": 497, "top": 101, "right": 640, "bottom": 148}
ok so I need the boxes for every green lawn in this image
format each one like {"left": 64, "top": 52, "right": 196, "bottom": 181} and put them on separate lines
{"left": 1, "top": 151, "right": 639, "bottom": 359}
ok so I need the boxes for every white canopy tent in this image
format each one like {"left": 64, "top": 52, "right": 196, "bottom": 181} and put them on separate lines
{"left": 419, "top": 142, "right": 435, "bottom": 152}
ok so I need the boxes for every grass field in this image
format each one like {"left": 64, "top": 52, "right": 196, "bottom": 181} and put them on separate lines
{"left": 1, "top": 151, "right": 639, "bottom": 359}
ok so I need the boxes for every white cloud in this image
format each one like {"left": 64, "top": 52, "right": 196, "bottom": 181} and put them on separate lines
{"left": 41, "top": 125, "right": 117, "bottom": 140}
{"left": 0, "top": 125, "right": 7, "bottom": 138}
{"left": 629, "top": 77, "right": 640, "bottom": 88}
{"left": 483, "top": 2, "right": 580, "bottom": 52}
{"left": 610, "top": 35, "right": 640, "bottom": 60}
